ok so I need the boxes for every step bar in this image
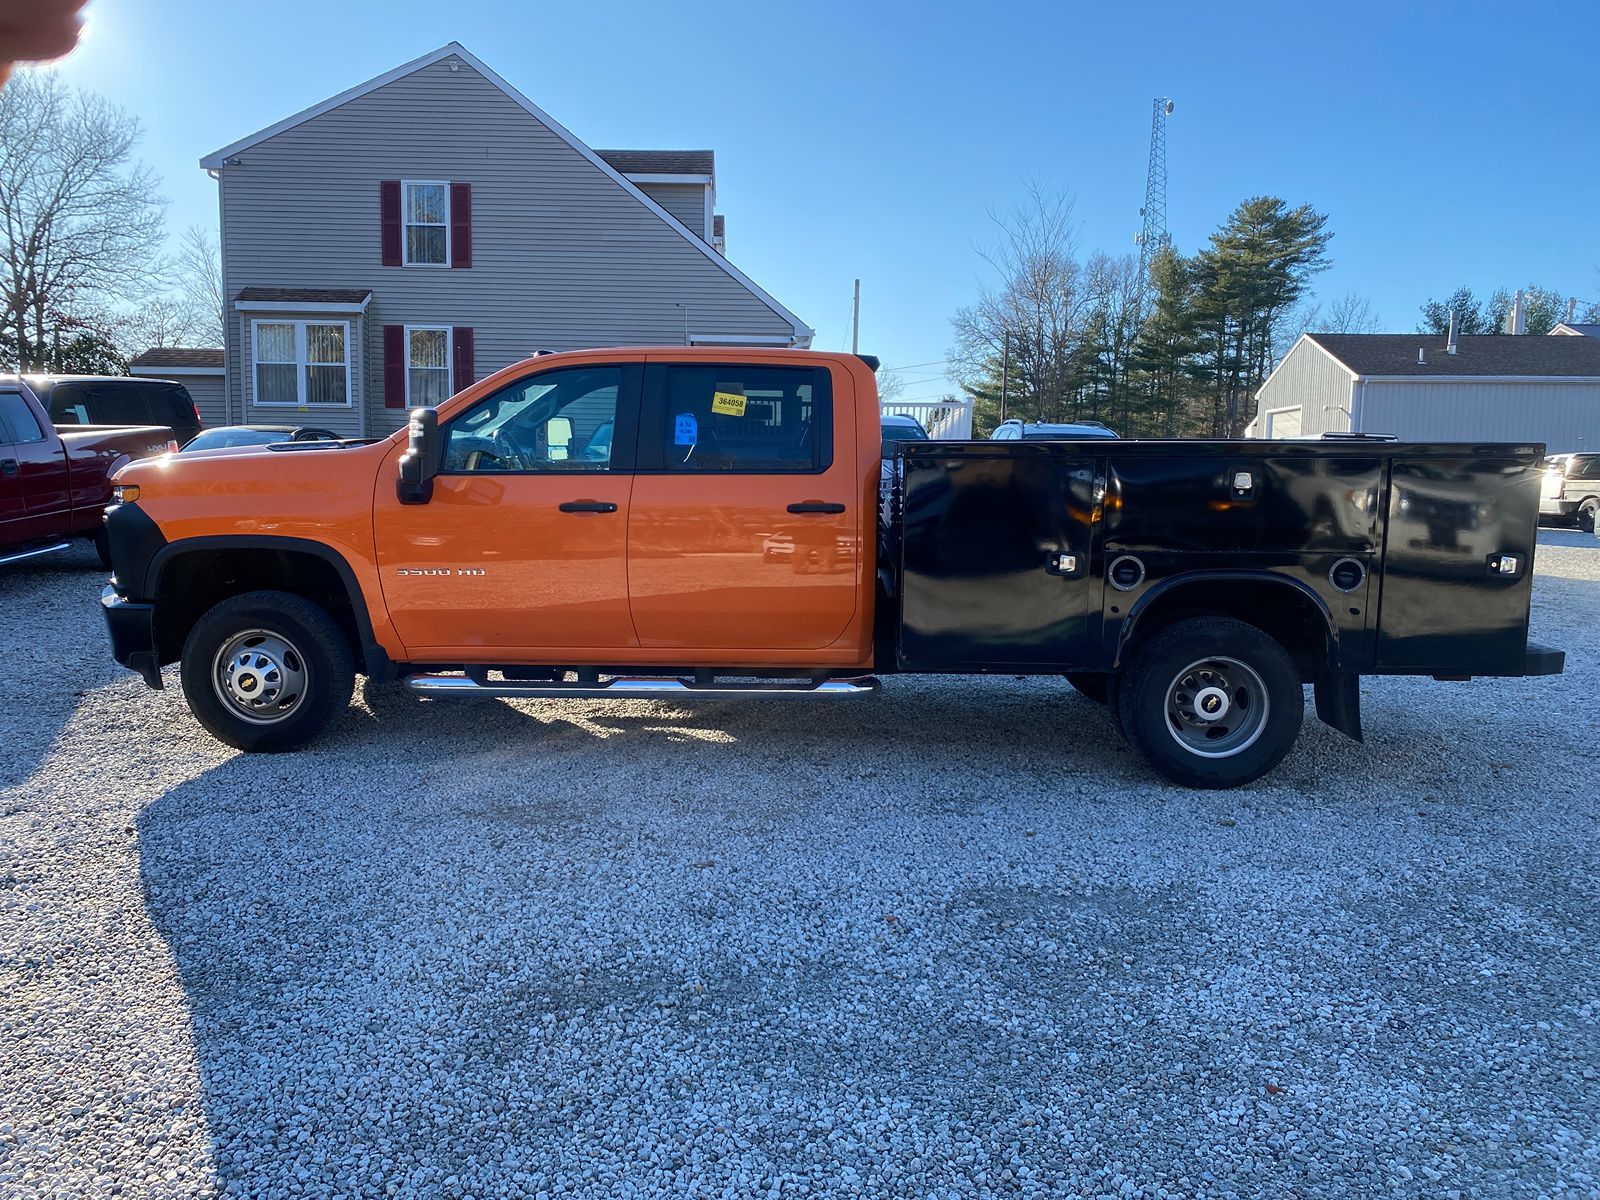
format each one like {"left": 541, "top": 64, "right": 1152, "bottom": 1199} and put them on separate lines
{"left": 0, "top": 542, "right": 71, "bottom": 567}
{"left": 403, "top": 674, "right": 880, "bottom": 700}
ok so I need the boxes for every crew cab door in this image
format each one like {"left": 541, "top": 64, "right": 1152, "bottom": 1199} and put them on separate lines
{"left": 0, "top": 389, "right": 71, "bottom": 544}
{"left": 0, "top": 389, "right": 24, "bottom": 546}
{"left": 373, "top": 363, "right": 643, "bottom": 658}
{"left": 626, "top": 359, "right": 859, "bottom": 651}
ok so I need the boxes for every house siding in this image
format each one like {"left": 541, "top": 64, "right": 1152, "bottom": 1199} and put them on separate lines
{"left": 636, "top": 183, "right": 707, "bottom": 239}
{"left": 1359, "top": 380, "right": 1600, "bottom": 448}
{"left": 183, "top": 372, "right": 227, "bottom": 428}
{"left": 218, "top": 53, "right": 797, "bottom": 434}
{"left": 1248, "top": 338, "right": 1354, "bottom": 437}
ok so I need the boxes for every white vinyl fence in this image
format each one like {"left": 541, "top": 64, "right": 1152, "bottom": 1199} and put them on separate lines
{"left": 881, "top": 397, "right": 974, "bottom": 440}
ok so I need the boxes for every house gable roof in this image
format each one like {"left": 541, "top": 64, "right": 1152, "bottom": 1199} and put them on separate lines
{"left": 1306, "top": 333, "right": 1600, "bottom": 379}
{"left": 1551, "top": 323, "right": 1600, "bottom": 338}
{"left": 129, "top": 347, "right": 224, "bottom": 370}
{"left": 597, "top": 150, "right": 714, "bottom": 179}
{"left": 200, "top": 44, "right": 810, "bottom": 343}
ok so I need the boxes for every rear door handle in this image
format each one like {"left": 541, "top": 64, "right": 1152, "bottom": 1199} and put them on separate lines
{"left": 787, "top": 501, "right": 845, "bottom": 514}
{"left": 0, "top": 459, "right": 16, "bottom": 477}
{"left": 558, "top": 500, "right": 617, "bottom": 513}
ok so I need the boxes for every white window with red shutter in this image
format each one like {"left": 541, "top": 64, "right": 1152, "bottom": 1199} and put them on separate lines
{"left": 405, "top": 326, "right": 452, "bottom": 406}
{"left": 383, "top": 181, "right": 470, "bottom": 269}
{"left": 401, "top": 181, "right": 450, "bottom": 266}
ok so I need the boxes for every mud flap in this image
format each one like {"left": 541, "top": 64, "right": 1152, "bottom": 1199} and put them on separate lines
{"left": 1314, "top": 671, "right": 1362, "bottom": 742}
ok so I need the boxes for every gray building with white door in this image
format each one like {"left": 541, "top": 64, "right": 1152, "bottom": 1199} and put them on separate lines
{"left": 1248, "top": 332, "right": 1600, "bottom": 453}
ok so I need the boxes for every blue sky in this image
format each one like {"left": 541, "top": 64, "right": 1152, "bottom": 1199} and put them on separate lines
{"left": 53, "top": 0, "right": 1600, "bottom": 400}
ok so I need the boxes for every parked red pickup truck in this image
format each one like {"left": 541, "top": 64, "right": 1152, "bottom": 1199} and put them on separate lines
{"left": 1, "top": 377, "right": 177, "bottom": 567}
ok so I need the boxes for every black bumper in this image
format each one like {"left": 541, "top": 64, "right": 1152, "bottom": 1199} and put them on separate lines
{"left": 101, "top": 586, "right": 163, "bottom": 689}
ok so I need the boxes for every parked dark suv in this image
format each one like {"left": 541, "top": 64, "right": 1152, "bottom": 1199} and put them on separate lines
{"left": 25, "top": 376, "right": 202, "bottom": 446}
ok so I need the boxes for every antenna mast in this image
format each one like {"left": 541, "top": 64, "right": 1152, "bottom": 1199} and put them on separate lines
{"left": 1135, "top": 97, "right": 1174, "bottom": 281}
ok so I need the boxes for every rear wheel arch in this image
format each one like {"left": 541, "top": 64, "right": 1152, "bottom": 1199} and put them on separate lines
{"left": 1115, "top": 572, "right": 1338, "bottom": 681}
{"left": 147, "top": 537, "right": 387, "bottom": 676}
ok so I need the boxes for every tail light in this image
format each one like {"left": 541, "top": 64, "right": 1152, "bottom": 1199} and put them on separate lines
{"left": 166, "top": 439, "right": 179, "bottom": 453}
{"left": 193, "top": 402, "right": 203, "bottom": 428}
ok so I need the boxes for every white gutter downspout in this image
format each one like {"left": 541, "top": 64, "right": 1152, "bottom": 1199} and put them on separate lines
{"left": 1352, "top": 378, "right": 1366, "bottom": 433}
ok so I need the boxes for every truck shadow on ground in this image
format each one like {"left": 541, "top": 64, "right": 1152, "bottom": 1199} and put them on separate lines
{"left": 133, "top": 679, "right": 1151, "bottom": 1193}
{"left": 129, "top": 658, "right": 1586, "bottom": 1195}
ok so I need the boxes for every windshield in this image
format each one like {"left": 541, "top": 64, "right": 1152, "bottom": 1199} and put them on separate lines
{"left": 183, "top": 428, "right": 282, "bottom": 451}
{"left": 881, "top": 424, "right": 928, "bottom": 442}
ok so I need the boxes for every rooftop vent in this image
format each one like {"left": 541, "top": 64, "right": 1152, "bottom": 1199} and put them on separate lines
{"left": 1417, "top": 348, "right": 1426, "bottom": 365}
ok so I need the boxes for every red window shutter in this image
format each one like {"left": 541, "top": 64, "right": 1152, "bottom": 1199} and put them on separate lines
{"left": 452, "top": 327, "right": 474, "bottom": 390}
{"left": 450, "top": 183, "right": 472, "bottom": 268}
{"left": 383, "top": 324, "right": 406, "bottom": 408}
{"left": 380, "top": 180, "right": 402, "bottom": 266}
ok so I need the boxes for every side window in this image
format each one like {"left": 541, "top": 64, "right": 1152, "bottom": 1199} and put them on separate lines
{"left": 1573, "top": 457, "right": 1600, "bottom": 481}
{"left": 0, "top": 393, "right": 45, "bottom": 443}
{"left": 659, "top": 364, "right": 828, "bottom": 472}
{"left": 444, "top": 365, "right": 624, "bottom": 473}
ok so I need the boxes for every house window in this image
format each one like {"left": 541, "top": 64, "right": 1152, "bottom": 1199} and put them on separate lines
{"left": 403, "top": 181, "right": 449, "bottom": 266}
{"left": 252, "top": 320, "right": 351, "bottom": 407}
{"left": 406, "top": 326, "right": 452, "bottom": 406}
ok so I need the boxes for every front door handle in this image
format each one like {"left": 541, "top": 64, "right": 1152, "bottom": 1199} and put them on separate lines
{"left": 0, "top": 459, "right": 17, "bottom": 477}
{"left": 787, "top": 501, "right": 845, "bottom": 514}
{"left": 558, "top": 500, "right": 617, "bottom": 513}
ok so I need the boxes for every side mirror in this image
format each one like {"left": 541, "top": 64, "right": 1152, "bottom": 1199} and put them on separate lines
{"left": 397, "top": 407, "right": 442, "bottom": 504}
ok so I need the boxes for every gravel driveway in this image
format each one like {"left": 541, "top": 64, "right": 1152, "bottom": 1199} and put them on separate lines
{"left": 2, "top": 535, "right": 1597, "bottom": 1199}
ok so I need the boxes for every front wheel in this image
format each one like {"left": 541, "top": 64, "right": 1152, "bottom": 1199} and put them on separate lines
{"left": 1117, "top": 617, "right": 1303, "bottom": 789}
{"left": 180, "top": 590, "right": 354, "bottom": 751}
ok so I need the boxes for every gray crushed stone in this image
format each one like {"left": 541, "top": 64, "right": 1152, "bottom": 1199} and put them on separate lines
{"left": 1, "top": 533, "right": 1596, "bottom": 1198}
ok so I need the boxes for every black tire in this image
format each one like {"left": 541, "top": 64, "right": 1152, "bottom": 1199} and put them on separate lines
{"left": 1579, "top": 498, "right": 1598, "bottom": 534}
{"left": 1116, "top": 616, "right": 1303, "bottom": 789}
{"left": 92, "top": 527, "right": 113, "bottom": 570}
{"left": 1065, "top": 672, "right": 1111, "bottom": 705}
{"left": 180, "top": 590, "right": 354, "bottom": 752}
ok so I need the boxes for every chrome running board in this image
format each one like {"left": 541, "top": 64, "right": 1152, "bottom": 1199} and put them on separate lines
{"left": 0, "top": 542, "right": 71, "bottom": 567}
{"left": 403, "top": 674, "right": 880, "bottom": 700}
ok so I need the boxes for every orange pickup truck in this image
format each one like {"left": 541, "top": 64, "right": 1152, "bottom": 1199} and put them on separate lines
{"left": 100, "top": 347, "right": 1561, "bottom": 788}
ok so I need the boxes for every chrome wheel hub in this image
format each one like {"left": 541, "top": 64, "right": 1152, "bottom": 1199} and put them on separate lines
{"left": 213, "top": 630, "right": 308, "bottom": 724}
{"left": 1165, "top": 657, "right": 1269, "bottom": 759}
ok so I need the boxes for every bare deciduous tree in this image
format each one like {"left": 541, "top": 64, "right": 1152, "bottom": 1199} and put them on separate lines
{"left": 951, "top": 183, "right": 1087, "bottom": 425}
{"left": 0, "top": 69, "right": 167, "bottom": 370}
{"left": 1322, "top": 292, "right": 1381, "bottom": 334}
{"left": 174, "top": 224, "right": 223, "bottom": 345}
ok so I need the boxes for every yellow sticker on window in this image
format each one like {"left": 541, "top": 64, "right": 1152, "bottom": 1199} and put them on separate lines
{"left": 711, "top": 390, "right": 747, "bottom": 417}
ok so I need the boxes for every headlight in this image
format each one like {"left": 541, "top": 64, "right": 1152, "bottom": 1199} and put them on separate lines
{"left": 111, "top": 484, "right": 141, "bottom": 503}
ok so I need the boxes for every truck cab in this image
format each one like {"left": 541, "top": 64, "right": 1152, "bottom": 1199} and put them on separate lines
{"left": 100, "top": 348, "right": 1562, "bottom": 789}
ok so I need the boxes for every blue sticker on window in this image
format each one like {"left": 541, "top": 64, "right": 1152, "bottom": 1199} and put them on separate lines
{"left": 674, "top": 413, "right": 698, "bottom": 445}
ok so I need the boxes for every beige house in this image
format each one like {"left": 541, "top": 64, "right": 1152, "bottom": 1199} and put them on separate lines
{"left": 199, "top": 42, "right": 811, "bottom": 437}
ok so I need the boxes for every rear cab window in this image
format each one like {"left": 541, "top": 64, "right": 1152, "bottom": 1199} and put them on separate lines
{"left": 648, "top": 363, "right": 832, "bottom": 473}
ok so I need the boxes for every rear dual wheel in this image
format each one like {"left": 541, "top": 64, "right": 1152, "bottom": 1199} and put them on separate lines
{"left": 1116, "top": 617, "right": 1303, "bottom": 789}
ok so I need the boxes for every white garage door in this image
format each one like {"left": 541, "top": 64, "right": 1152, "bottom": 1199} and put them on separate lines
{"left": 1266, "top": 407, "right": 1303, "bottom": 438}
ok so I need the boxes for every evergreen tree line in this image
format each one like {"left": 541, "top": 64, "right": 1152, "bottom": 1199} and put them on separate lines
{"left": 949, "top": 190, "right": 1334, "bottom": 438}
